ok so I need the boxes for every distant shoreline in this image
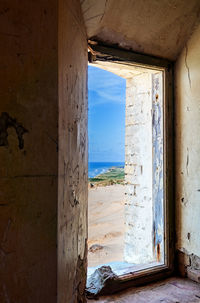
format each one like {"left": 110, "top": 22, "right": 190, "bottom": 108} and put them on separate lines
{"left": 89, "top": 166, "right": 125, "bottom": 187}
{"left": 88, "top": 161, "right": 124, "bottom": 179}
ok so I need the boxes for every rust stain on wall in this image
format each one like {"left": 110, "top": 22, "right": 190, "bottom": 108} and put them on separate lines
{"left": 157, "top": 243, "right": 161, "bottom": 262}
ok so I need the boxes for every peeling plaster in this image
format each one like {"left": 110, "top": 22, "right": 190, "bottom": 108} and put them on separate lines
{"left": 0, "top": 112, "right": 28, "bottom": 149}
{"left": 176, "top": 23, "right": 200, "bottom": 258}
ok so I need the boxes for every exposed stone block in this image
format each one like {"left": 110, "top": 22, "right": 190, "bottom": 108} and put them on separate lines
{"left": 86, "top": 266, "right": 119, "bottom": 298}
{"left": 187, "top": 267, "right": 200, "bottom": 283}
{"left": 190, "top": 254, "right": 200, "bottom": 270}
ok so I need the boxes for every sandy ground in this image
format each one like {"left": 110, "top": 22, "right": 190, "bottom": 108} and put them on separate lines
{"left": 88, "top": 184, "right": 125, "bottom": 268}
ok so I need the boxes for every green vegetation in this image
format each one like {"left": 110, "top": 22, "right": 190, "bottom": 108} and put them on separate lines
{"left": 89, "top": 166, "right": 125, "bottom": 187}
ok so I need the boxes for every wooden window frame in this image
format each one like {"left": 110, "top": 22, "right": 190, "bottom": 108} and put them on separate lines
{"left": 88, "top": 42, "right": 175, "bottom": 293}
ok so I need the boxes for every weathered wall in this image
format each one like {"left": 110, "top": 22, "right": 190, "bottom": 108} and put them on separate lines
{"left": 124, "top": 73, "right": 153, "bottom": 264}
{"left": 0, "top": 0, "right": 58, "bottom": 302}
{"left": 58, "top": 0, "right": 88, "bottom": 302}
{"left": 176, "top": 23, "right": 200, "bottom": 258}
{"left": 0, "top": 0, "right": 88, "bottom": 302}
{"left": 124, "top": 70, "right": 164, "bottom": 265}
{"left": 82, "top": 0, "right": 200, "bottom": 60}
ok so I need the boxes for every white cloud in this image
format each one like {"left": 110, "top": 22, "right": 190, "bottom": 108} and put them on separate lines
{"left": 88, "top": 66, "right": 126, "bottom": 107}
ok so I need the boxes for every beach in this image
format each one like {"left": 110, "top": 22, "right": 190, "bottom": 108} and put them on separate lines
{"left": 88, "top": 184, "right": 125, "bottom": 268}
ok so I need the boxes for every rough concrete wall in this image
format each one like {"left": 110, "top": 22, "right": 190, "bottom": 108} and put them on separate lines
{"left": 0, "top": 1, "right": 58, "bottom": 302}
{"left": 58, "top": 0, "right": 88, "bottom": 302}
{"left": 82, "top": 0, "right": 200, "bottom": 60}
{"left": 176, "top": 23, "right": 200, "bottom": 258}
{"left": 124, "top": 73, "right": 153, "bottom": 264}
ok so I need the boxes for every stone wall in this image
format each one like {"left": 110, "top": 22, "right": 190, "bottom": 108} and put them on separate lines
{"left": 58, "top": 0, "right": 88, "bottom": 302}
{"left": 124, "top": 70, "right": 164, "bottom": 265}
{"left": 124, "top": 73, "right": 153, "bottom": 264}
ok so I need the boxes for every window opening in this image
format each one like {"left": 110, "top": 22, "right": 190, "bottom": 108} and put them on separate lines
{"left": 86, "top": 49, "right": 173, "bottom": 297}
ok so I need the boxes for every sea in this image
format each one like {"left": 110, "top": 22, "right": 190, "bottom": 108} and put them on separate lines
{"left": 88, "top": 162, "right": 124, "bottom": 178}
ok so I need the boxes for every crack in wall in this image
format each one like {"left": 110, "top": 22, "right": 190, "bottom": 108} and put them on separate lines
{"left": 0, "top": 112, "right": 28, "bottom": 149}
{"left": 185, "top": 44, "right": 192, "bottom": 90}
{"left": 45, "top": 131, "right": 58, "bottom": 151}
{"left": 100, "top": 0, "right": 108, "bottom": 23}
{"left": 85, "top": 13, "right": 104, "bottom": 22}
{"left": 186, "top": 147, "right": 189, "bottom": 176}
{"left": 83, "top": 4, "right": 95, "bottom": 15}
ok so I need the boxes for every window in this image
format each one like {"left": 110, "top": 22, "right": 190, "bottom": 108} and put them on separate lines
{"left": 87, "top": 44, "right": 174, "bottom": 296}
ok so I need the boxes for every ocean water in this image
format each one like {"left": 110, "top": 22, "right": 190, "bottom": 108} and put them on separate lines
{"left": 88, "top": 162, "right": 124, "bottom": 178}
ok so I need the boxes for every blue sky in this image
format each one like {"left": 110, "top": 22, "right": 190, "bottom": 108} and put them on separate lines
{"left": 88, "top": 65, "right": 126, "bottom": 162}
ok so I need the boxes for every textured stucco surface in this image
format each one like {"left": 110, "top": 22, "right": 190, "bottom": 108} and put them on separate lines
{"left": 176, "top": 23, "right": 200, "bottom": 258}
{"left": 58, "top": 0, "right": 88, "bottom": 302}
{"left": 0, "top": 0, "right": 58, "bottom": 302}
{"left": 82, "top": 0, "right": 200, "bottom": 60}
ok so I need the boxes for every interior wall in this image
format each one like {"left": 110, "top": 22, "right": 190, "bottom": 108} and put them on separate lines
{"left": 58, "top": 0, "right": 88, "bottom": 302}
{"left": 176, "top": 23, "right": 200, "bottom": 258}
{"left": 0, "top": 0, "right": 58, "bottom": 302}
